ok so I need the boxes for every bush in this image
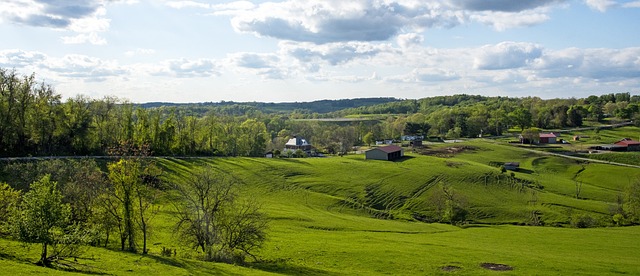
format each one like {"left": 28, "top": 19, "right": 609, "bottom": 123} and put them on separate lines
{"left": 571, "top": 214, "right": 596, "bottom": 228}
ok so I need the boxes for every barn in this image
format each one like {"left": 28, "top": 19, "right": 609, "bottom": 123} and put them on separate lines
{"left": 615, "top": 138, "right": 640, "bottom": 151}
{"left": 539, "top": 133, "right": 557, "bottom": 144}
{"left": 365, "top": 145, "right": 404, "bottom": 161}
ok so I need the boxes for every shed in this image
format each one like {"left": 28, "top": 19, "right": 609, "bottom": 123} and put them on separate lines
{"left": 504, "top": 162, "right": 520, "bottom": 171}
{"left": 365, "top": 145, "right": 404, "bottom": 161}
{"left": 539, "top": 133, "right": 557, "bottom": 144}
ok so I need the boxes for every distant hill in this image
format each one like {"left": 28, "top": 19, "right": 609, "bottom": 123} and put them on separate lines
{"left": 138, "top": 97, "right": 401, "bottom": 114}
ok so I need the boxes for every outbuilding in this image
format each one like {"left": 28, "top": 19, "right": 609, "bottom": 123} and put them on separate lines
{"left": 504, "top": 162, "right": 520, "bottom": 171}
{"left": 365, "top": 145, "right": 404, "bottom": 161}
{"left": 615, "top": 138, "right": 640, "bottom": 151}
{"left": 539, "top": 133, "right": 557, "bottom": 144}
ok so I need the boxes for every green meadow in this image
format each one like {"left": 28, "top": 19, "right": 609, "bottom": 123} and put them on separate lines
{"left": 2, "top": 140, "right": 640, "bottom": 275}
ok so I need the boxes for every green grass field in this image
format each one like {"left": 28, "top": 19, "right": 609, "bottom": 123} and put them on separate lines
{"left": 2, "top": 139, "right": 640, "bottom": 275}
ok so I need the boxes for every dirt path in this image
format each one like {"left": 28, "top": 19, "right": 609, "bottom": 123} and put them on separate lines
{"left": 518, "top": 147, "right": 640, "bottom": 169}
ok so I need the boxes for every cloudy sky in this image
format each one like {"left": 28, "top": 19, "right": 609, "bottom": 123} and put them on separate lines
{"left": 1, "top": 0, "right": 639, "bottom": 103}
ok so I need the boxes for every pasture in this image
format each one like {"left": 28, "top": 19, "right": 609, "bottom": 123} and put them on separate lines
{"left": 2, "top": 140, "right": 640, "bottom": 275}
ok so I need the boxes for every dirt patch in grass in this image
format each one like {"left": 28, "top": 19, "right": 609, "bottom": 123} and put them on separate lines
{"left": 417, "top": 146, "right": 478, "bottom": 158}
{"left": 480, "top": 263, "right": 513, "bottom": 271}
{"left": 441, "top": 265, "right": 462, "bottom": 272}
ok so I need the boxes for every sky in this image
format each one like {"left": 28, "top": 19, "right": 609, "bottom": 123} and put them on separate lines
{"left": 0, "top": 0, "right": 639, "bottom": 103}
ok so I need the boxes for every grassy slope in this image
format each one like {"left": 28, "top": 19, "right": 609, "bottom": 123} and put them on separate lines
{"left": 3, "top": 140, "right": 640, "bottom": 275}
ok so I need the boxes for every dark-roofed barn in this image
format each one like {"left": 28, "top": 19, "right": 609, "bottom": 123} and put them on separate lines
{"left": 365, "top": 145, "right": 404, "bottom": 161}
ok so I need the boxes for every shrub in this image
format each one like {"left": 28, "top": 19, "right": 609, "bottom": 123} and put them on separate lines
{"left": 571, "top": 214, "right": 596, "bottom": 228}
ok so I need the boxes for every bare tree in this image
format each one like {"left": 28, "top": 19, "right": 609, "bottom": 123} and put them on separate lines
{"left": 173, "top": 167, "right": 267, "bottom": 262}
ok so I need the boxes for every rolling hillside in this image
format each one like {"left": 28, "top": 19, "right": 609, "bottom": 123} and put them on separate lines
{"left": 2, "top": 139, "right": 640, "bottom": 275}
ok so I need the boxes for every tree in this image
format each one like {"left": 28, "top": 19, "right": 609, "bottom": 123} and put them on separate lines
{"left": 509, "top": 108, "right": 532, "bottom": 131}
{"left": 174, "top": 168, "right": 268, "bottom": 262}
{"left": 521, "top": 128, "right": 540, "bottom": 145}
{"left": 0, "top": 182, "right": 20, "bottom": 235}
{"left": 13, "top": 175, "right": 71, "bottom": 266}
{"left": 363, "top": 132, "right": 374, "bottom": 146}
{"left": 429, "top": 183, "right": 467, "bottom": 224}
{"left": 624, "top": 180, "right": 640, "bottom": 224}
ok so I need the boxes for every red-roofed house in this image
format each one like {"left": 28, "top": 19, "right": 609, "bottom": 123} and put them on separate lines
{"left": 615, "top": 138, "right": 640, "bottom": 151}
{"left": 539, "top": 133, "right": 557, "bottom": 144}
{"left": 365, "top": 145, "right": 404, "bottom": 161}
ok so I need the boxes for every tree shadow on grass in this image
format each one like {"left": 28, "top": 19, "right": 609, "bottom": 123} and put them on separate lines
{"left": 517, "top": 168, "right": 535, "bottom": 174}
{"left": 249, "top": 259, "right": 342, "bottom": 276}
{"left": 392, "top": 156, "right": 415, "bottom": 163}
{"left": 142, "top": 253, "right": 187, "bottom": 269}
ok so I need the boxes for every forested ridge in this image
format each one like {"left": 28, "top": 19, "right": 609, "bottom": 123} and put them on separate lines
{"left": 1, "top": 68, "right": 639, "bottom": 157}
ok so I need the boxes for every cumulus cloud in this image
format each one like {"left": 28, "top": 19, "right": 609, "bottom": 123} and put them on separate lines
{"left": 474, "top": 42, "right": 543, "bottom": 70}
{"left": 397, "top": 33, "right": 424, "bottom": 48}
{"left": 0, "top": 0, "right": 136, "bottom": 45}
{"left": 533, "top": 47, "right": 640, "bottom": 80}
{"left": 470, "top": 9, "right": 551, "bottom": 31}
{"left": 0, "top": 49, "right": 47, "bottom": 68}
{"left": 226, "top": 52, "right": 289, "bottom": 79}
{"left": 213, "top": 0, "right": 573, "bottom": 44}
{"left": 282, "top": 41, "right": 395, "bottom": 65}
{"left": 447, "top": 0, "right": 564, "bottom": 12}
{"left": 44, "top": 54, "right": 128, "bottom": 82}
{"left": 228, "top": 1, "right": 464, "bottom": 44}
{"left": 151, "top": 58, "right": 220, "bottom": 78}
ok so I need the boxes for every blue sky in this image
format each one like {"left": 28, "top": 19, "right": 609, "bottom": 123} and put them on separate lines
{"left": 1, "top": 0, "right": 639, "bottom": 103}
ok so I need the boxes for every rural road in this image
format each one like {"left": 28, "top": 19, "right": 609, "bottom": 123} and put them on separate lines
{"left": 518, "top": 147, "right": 640, "bottom": 169}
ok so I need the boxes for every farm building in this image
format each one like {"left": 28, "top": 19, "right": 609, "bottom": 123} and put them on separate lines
{"left": 375, "top": 139, "right": 394, "bottom": 145}
{"left": 539, "top": 133, "right": 557, "bottom": 144}
{"left": 284, "top": 136, "right": 313, "bottom": 154}
{"left": 365, "top": 145, "right": 404, "bottom": 161}
{"left": 504, "top": 162, "right": 520, "bottom": 171}
{"left": 614, "top": 138, "right": 640, "bottom": 151}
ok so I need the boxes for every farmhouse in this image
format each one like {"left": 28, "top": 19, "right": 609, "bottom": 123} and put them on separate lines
{"left": 284, "top": 136, "right": 313, "bottom": 154}
{"left": 614, "top": 138, "right": 640, "bottom": 151}
{"left": 365, "top": 145, "right": 404, "bottom": 161}
{"left": 539, "top": 133, "right": 557, "bottom": 144}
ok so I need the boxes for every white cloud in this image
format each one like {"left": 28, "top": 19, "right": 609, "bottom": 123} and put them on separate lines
{"left": 228, "top": 1, "right": 463, "bottom": 44}
{"left": 397, "top": 33, "right": 424, "bottom": 48}
{"left": 622, "top": 1, "right": 640, "bottom": 8}
{"left": 474, "top": 42, "right": 543, "bottom": 70}
{"left": 44, "top": 54, "right": 128, "bottom": 82}
{"left": 282, "top": 41, "right": 396, "bottom": 66}
{"left": 124, "top": 48, "right": 157, "bottom": 57}
{"left": 61, "top": 33, "right": 108, "bottom": 45}
{"left": 585, "top": 0, "right": 617, "bottom": 11}
{"left": 165, "top": 1, "right": 210, "bottom": 9}
{"left": 0, "top": 49, "right": 47, "bottom": 68}
{"left": 470, "top": 9, "right": 551, "bottom": 31}
{"left": 151, "top": 58, "right": 220, "bottom": 78}
{"left": 533, "top": 47, "right": 640, "bottom": 80}
{"left": 447, "top": 0, "right": 565, "bottom": 12}
{"left": 0, "top": 1, "right": 137, "bottom": 45}
{"left": 219, "top": 0, "right": 570, "bottom": 44}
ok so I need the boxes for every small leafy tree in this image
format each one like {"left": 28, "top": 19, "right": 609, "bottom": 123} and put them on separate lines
{"left": 0, "top": 182, "right": 20, "bottom": 235}
{"left": 13, "top": 175, "right": 71, "bottom": 266}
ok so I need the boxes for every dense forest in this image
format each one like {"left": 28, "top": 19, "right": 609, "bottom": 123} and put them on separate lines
{"left": 1, "top": 68, "right": 639, "bottom": 157}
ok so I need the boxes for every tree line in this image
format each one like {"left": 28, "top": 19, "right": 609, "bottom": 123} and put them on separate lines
{"left": 2, "top": 68, "right": 639, "bottom": 158}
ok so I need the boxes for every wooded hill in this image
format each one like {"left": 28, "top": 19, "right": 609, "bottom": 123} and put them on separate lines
{"left": 1, "top": 68, "right": 638, "bottom": 158}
